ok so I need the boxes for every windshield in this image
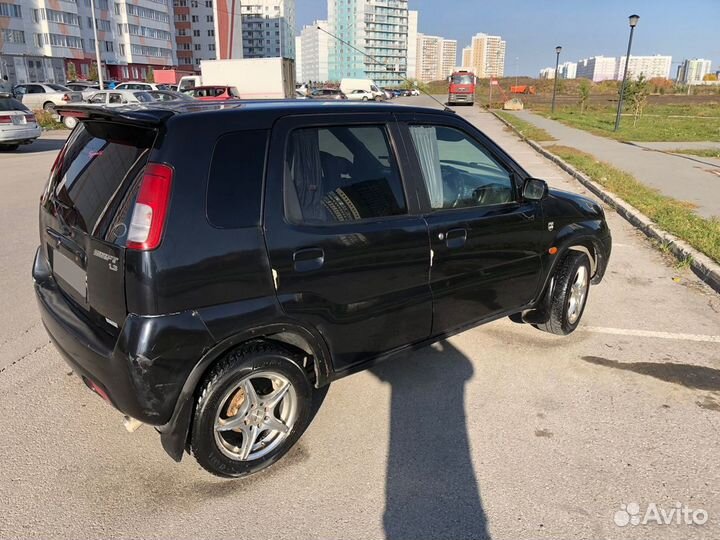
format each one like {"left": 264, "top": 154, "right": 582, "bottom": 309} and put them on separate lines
{"left": 133, "top": 91, "right": 154, "bottom": 102}
{"left": 47, "top": 84, "right": 71, "bottom": 92}
{"left": 0, "top": 98, "right": 29, "bottom": 112}
{"left": 451, "top": 74, "right": 474, "bottom": 84}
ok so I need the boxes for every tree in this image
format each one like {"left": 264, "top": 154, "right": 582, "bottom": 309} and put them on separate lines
{"left": 88, "top": 63, "right": 98, "bottom": 82}
{"left": 703, "top": 73, "right": 718, "bottom": 81}
{"left": 623, "top": 74, "right": 650, "bottom": 127}
{"left": 145, "top": 69, "right": 155, "bottom": 83}
{"left": 578, "top": 79, "right": 591, "bottom": 114}
{"left": 66, "top": 62, "right": 77, "bottom": 82}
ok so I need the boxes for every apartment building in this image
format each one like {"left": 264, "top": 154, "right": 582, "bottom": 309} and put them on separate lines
{"left": 460, "top": 46, "right": 471, "bottom": 69}
{"left": 297, "top": 20, "right": 329, "bottom": 83}
{"left": 539, "top": 61, "right": 577, "bottom": 80}
{"left": 616, "top": 54, "right": 672, "bottom": 80}
{"left": 440, "top": 39, "right": 456, "bottom": 79}
{"left": 0, "top": 0, "right": 177, "bottom": 84}
{"left": 677, "top": 58, "right": 712, "bottom": 85}
{"left": 463, "top": 32, "right": 505, "bottom": 78}
{"left": 240, "top": 0, "right": 295, "bottom": 59}
{"left": 406, "top": 9, "right": 417, "bottom": 79}
{"left": 172, "top": 0, "right": 226, "bottom": 72}
{"left": 328, "top": 0, "right": 409, "bottom": 87}
{"left": 576, "top": 56, "right": 616, "bottom": 82}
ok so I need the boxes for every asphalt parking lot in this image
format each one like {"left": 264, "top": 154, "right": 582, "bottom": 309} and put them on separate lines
{"left": 0, "top": 98, "right": 718, "bottom": 540}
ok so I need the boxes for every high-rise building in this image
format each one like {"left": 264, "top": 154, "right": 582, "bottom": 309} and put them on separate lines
{"left": 0, "top": 0, "right": 176, "bottom": 84}
{"left": 559, "top": 61, "right": 576, "bottom": 79}
{"left": 463, "top": 33, "right": 505, "bottom": 78}
{"left": 616, "top": 54, "right": 672, "bottom": 80}
{"left": 294, "top": 35, "right": 302, "bottom": 81}
{"left": 415, "top": 34, "right": 456, "bottom": 82}
{"left": 328, "top": 0, "right": 409, "bottom": 86}
{"left": 677, "top": 58, "right": 712, "bottom": 85}
{"left": 440, "top": 39, "right": 456, "bottom": 79}
{"left": 461, "top": 46, "right": 472, "bottom": 69}
{"left": 240, "top": 0, "right": 295, "bottom": 59}
{"left": 213, "top": 0, "right": 244, "bottom": 59}
{"left": 175, "top": 0, "right": 234, "bottom": 72}
{"left": 297, "top": 20, "right": 329, "bottom": 83}
{"left": 576, "top": 56, "right": 616, "bottom": 82}
{"left": 540, "top": 61, "right": 577, "bottom": 80}
{"left": 406, "top": 9, "right": 417, "bottom": 79}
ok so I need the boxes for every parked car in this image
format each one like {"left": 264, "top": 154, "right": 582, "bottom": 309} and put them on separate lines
{"left": 146, "top": 90, "right": 194, "bottom": 102}
{"left": 65, "top": 81, "right": 101, "bottom": 100}
{"left": 0, "top": 93, "right": 41, "bottom": 150}
{"left": 60, "top": 90, "right": 155, "bottom": 128}
{"left": 308, "top": 88, "right": 347, "bottom": 100}
{"left": 186, "top": 85, "right": 241, "bottom": 101}
{"left": 345, "top": 89, "right": 375, "bottom": 102}
{"left": 114, "top": 81, "right": 170, "bottom": 91}
{"left": 12, "top": 83, "right": 83, "bottom": 112}
{"left": 34, "top": 100, "right": 611, "bottom": 478}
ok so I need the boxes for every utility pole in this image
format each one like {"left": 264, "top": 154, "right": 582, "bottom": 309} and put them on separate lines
{"left": 551, "top": 46, "right": 561, "bottom": 113}
{"left": 89, "top": 0, "right": 104, "bottom": 88}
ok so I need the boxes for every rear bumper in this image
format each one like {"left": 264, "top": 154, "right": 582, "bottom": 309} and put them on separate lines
{"left": 0, "top": 126, "right": 41, "bottom": 144}
{"left": 33, "top": 247, "right": 214, "bottom": 425}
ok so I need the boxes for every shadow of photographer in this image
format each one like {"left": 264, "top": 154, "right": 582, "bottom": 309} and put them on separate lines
{"left": 371, "top": 340, "right": 490, "bottom": 540}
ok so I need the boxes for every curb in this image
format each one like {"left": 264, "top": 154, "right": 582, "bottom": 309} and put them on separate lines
{"left": 492, "top": 110, "right": 720, "bottom": 294}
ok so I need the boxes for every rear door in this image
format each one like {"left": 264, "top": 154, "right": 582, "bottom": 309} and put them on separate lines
{"left": 263, "top": 113, "right": 432, "bottom": 371}
{"left": 398, "top": 113, "right": 545, "bottom": 334}
{"left": 40, "top": 120, "right": 156, "bottom": 328}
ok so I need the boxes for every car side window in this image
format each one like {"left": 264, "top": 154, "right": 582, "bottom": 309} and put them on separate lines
{"left": 89, "top": 93, "right": 106, "bottom": 103}
{"left": 285, "top": 125, "right": 407, "bottom": 224}
{"left": 28, "top": 85, "right": 45, "bottom": 94}
{"left": 409, "top": 125, "right": 514, "bottom": 210}
{"left": 109, "top": 93, "right": 123, "bottom": 104}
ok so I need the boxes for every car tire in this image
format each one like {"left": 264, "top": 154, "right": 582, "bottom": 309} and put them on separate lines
{"left": 62, "top": 116, "right": 77, "bottom": 129}
{"left": 362, "top": 96, "right": 368, "bottom": 101}
{"left": 191, "top": 341, "right": 313, "bottom": 478}
{"left": 535, "top": 251, "right": 591, "bottom": 336}
{"left": 43, "top": 102, "right": 56, "bottom": 112}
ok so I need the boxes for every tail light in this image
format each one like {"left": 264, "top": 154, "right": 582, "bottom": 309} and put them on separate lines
{"left": 0, "top": 115, "right": 12, "bottom": 124}
{"left": 25, "top": 114, "right": 36, "bottom": 123}
{"left": 126, "top": 163, "right": 174, "bottom": 251}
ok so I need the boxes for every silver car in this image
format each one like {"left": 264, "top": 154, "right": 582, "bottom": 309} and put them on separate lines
{"left": 61, "top": 90, "right": 155, "bottom": 129}
{"left": 12, "top": 83, "right": 83, "bottom": 112}
{"left": 0, "top": 94, "right": 41, "bottom": 151}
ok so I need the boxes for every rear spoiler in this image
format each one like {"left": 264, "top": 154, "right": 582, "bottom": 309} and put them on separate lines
{"left": 55, "top": 104, "right": 176, "bottom": 126}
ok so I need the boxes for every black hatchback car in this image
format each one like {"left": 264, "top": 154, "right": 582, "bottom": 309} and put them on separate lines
{"left": 34, "top": 101, "right": 610, "bottom": 477}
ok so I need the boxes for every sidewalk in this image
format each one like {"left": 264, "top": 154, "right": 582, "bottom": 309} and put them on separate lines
{"left": 508, "top": 110, "right": 720, "bottom": 219}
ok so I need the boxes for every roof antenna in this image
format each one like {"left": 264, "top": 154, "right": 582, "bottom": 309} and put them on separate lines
{"left": 316, "top": 25, "right": 455, "bottom": 113}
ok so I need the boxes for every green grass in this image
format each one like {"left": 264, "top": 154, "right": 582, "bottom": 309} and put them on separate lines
{"left": 495, "top": 111, "right": 556, "bottom": 142}
{"left": 32, "top": 109, "right": 65, "bottom": 130}
{"left": 545, "top": 145, "right": 720, "bottom": 264}
{"left": 534, "top": 104, "right": 720, "bottom": 142}
{"left": 671, "top": 148, "right": 720, "bottom": 159}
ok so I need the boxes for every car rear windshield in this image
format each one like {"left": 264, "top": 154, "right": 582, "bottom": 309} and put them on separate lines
{"left": 47, "top": 121, "right": 156, "bottom": 237}
{"left": 0, "top": 98, "right": 29, "bottom": 111}
{"left": 47, "top": 84, "right": 70, "bottom": 92}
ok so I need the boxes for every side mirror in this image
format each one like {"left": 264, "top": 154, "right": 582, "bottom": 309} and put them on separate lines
{"left": 522, "top": 178, "right": 548, "bottom": 201}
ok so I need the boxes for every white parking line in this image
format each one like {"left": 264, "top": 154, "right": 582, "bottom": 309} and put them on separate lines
{"left": 583, "top": 326, "right": 720, "bottom": 343}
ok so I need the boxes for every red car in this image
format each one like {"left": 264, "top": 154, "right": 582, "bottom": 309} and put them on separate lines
{"left": 187, "top": 86, "right": 241, "bottom": 101}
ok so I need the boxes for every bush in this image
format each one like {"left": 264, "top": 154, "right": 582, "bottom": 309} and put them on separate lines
{"left": 32, "top": 109, "right": 64, "bottom": 129}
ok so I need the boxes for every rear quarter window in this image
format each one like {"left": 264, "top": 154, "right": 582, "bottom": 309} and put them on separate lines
{"left": 206, "top": 130, "right": 269, "bottom": 228}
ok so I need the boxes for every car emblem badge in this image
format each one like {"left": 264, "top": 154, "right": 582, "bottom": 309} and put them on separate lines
{"left": 548, "top": 221, "right": 554, "bottom": 231}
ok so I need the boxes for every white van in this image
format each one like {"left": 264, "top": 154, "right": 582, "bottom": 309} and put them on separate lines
{"left": 339, "top": 79, "right": 385, "bottom": 101}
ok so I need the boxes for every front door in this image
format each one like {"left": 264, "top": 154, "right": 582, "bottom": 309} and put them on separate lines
{"left": 400, "top": 115, "right": 545, "bottom": 335}
{"left": 263, "top": 114, "right": 432, "bottom": 371}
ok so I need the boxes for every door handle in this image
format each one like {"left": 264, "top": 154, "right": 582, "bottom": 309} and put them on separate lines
{"left": 293, "top": 247, "right": 325, "bottom": 272}
{"left": 445, "top": 228, "right": 467, "bottom": 249}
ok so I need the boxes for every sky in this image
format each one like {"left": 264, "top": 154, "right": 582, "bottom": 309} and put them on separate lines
{"left": 296, "top": 0, "right": 720, "bottom": 76}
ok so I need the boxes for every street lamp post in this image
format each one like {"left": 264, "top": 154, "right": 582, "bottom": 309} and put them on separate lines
{"left": 614, "top": 14, "right": 640, "bottom": 132}
{"left": 551, "top": 46, "right": 561, "bottom": 113}
{"left": 89, "top": 0, "right": 104, "bottom": 88}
